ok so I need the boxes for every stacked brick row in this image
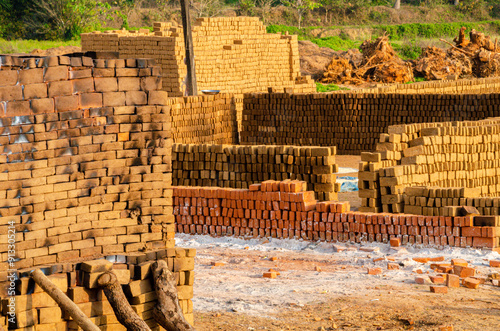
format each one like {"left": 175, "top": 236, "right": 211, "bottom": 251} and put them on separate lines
{"left": 172, "top": 144, "right": 340, "bottom": 201}
{"left": 173, "top": 181, "right": 500, "bottom": 250}
{"left": 371, "top": 76, "right": 500, "bottom": 94}
{"left": 81, "top": 17, "right": 316, "bottom": 97}
{"left": 0, "top": 55, "right": 175, "bottom": 286}
{"left": 240, "top": 92, "right": 500, "bottom": 154}
{"left": 1, "top": 251, "right": 195, "bottom": 330}
{"left": 359, "top": 117, "right": 500, "bottom": 216}
{"left": 166, "top": 93, "right": 239, "bottom": 145}
{"left": 404, "top": 187, "right": 500, "bottom": 216}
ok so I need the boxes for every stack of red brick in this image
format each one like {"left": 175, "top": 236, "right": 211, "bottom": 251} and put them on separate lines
{"left": 174, "top": 180, "right": 499, "bottom": 250}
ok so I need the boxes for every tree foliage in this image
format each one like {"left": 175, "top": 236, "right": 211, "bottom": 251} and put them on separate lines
{"left": 281, "top": 0, "right": 322, "bottom": 28}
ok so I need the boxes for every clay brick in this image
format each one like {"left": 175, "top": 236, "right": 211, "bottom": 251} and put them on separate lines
{"left": 80, "top": 93, "right": 103, "bottom": 108}
{"left": 72, "top": 77, "right": 95, "bottom": 93}
{"left": 415, "top": 276, "right": 427, "bottom": 284}
{"left": 81, "top": 259, "right": 113, "bottom": 273}
{"left": 55, "top": 95, "right": 80, "bottom": 111}
{"left": 0, "top": 70, "right": 18, "bottom": 86}
{"left": 451, "top": 258, "right": 468, "bottom": 267}
{"left": 430, "top": 285, "right": 448, "bottom": 293}
{"left": 0, "top": 85, "right": 23, "bottom": 101}
{"left": 24, "top": 83, "right": 48, "bottom": 99}
{"left": 389, "top": 238, "right": 400, "bottom": 247}
{"left": 118, "top": 77, "right": 140, "bottom": 91}
{"left": 148, "top": 91, "right": 168, "bottom": 105}
{"left": 19, "top": 68, "right": 43, "bottom": 84}
{"left": 6, "top": 100, "right": 30, "bottom": 116}
{"left": 367, "top": 267, "right": 382, "bottom": 275}
{"left": 446, "top": 274, "right": 460, "bottom": 288}
{"left": 69, "top": 68, "right": 92, "bottom": 79}
{"left": 490, "top": 260, "right": 500, "bottom": 267}
{"left": 125, "top": 91, "right": 147, "bottom": 105}
{"left": 30, "top": 98, "right": 55, "bottom": 113}
{"left": 429, "top": 275, "right": 445, "bottom": 284}
{"left": 44, "top": 66, "right": 68, "bottom": 81}
{"left": 462, "top": 277, "right": 480, "bottom": 289}
{"left": 453, "top": 265, "right": 476, "bottom": 278}
{"left": 103, "top": 92, "right": 126, "bottom": 106}
{"left": 48, "top": 80, "right": 73, "bottom": 97}
{"left": 95, "top": 77, "right": 118, "bottom": 92}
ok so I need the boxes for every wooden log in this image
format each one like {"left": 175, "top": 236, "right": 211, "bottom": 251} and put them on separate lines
{"left": 152, "top": 260, "right": 195, "bottom": 331}
{"left": 30, "top": 269, "right": 100, "bottom": 331}
{"left": 97, "top": 271, "right": 151, "bottom": 331}
{"left": 180, "top": 0, "right": 197, "bottom": 96}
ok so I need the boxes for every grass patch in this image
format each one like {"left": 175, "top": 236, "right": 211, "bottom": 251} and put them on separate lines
{"left": 316, "top": 82, "right": 350, "bottom": 92}
{"left": 0, "top": 39, "right": 80, "bottom": 54}
{"left": 405, "top": 77, "right": 427, "bottom": 84}
{"left": 310, "top": 36, "right": 361, "bottom": 51}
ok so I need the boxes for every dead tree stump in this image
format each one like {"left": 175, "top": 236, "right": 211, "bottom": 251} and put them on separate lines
{"left": 97, "top": 271, "right": 152, "bottom": 331}
{"left": 30, "top": 269, "right": 100, "bottom": 331}
{"left": 152, "top": 260, "right": 195, "bottom": 331}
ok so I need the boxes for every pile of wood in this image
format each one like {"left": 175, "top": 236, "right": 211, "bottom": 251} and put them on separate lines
{"left": 2, "top": 251, "right": 195, "bottom": 330}
{"left": 321, "top": 36, "right": 414, "bottom": 85}
{"left": 415, "top": 27, "right": 500, "bottom": 80}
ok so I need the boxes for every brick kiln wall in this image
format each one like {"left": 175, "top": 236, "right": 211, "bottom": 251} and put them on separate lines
{"left": 81, "top": 17, "right": 316, "bottom": 97}
{"left": 173, "top": 180, "right": 500, "bottom": 250}
{"left": 241, "top": 90, "right": 500, "bottom": 154}
{"left": 0, "top": 54, "right": 196, "bottom": 330}
{"left": 358, "top": 117, "right": 500, "bottom": 217}
{"left": 172, "top": 144, "right": 340, "bottom": 201}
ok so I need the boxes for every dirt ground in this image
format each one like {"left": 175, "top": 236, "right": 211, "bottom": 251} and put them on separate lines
{"left": 175, "top": 235, "right": 500, "bottom": 331}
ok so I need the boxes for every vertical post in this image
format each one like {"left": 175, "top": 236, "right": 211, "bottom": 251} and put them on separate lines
{"left": 180, "top": 0, "right": 197, "bottom": 96}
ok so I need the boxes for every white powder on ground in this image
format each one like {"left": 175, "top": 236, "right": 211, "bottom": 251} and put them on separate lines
{"left": 175, "top": 234, "right": 500, "bottom": 315}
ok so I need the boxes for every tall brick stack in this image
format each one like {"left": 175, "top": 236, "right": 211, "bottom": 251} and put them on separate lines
{"left": 166, "top": 93, "right": 239, "bottom": 144}
{"left": 359, "top": 117, "right": 500, "bottom": 216}
{"left": 81, "top": 17, "right": 316, "bottom": 97}
{"left": 173, "top": 181, "right": 500, "bottom": 250}
{"left": 241, "top": 91, "right": 500, "bottom": 154}
{"left": 172, "top": 143, "right": 340, "bottom": 201}
{"left": 1, "top": 251, "right": 195, "bottom": 330}
{"left": 0, "top": 54, "right": 194, "bottom": 329}
{"left": 0, "top": 55, "right": 174, "bottom": 273}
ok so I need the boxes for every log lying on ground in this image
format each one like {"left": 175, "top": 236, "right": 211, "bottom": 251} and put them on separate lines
{"left": 97, "top": 271, "right": 152, "bottom": 331}
{"left": 152, "top": 259, "right": 195, "bottom": 331}
{"left": 30, "top": 269, "right": 100, "bottom": 331}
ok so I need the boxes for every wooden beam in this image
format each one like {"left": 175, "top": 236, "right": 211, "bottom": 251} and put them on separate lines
{"left": 180, "top": 0, "right": 198, "bottom": 96}
{"left": 30, "top": 269, "right": 100, "bottom": 331}
{"left": 97, "top": 272, "right": 151, "bottom": 331}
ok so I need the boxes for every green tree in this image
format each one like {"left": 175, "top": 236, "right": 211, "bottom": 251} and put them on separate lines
{"left": 0, "top": 0, "right": 31, "bottom": 39}
{"left": 281, "top": 0, "right": 321, "bottom": 29}
{"left": 24, "top": 0, "right": 110, "bottom": 40}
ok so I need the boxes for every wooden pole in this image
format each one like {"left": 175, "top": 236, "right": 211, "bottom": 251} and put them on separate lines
{"left": 180, "top": 0, "right": 198, "bottom": 96}
{"left": 30, "top": 269, "right": 100, "bottom": 331}
{"left": 97, "top": 272, "right": 151, "bottom": 331}
{"left": 152, "top": 260, "right": 195, "bottom": 331}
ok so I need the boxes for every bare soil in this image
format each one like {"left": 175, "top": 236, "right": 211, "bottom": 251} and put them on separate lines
{"left": 185, "top": 241, "right": 500, "bottom": 331}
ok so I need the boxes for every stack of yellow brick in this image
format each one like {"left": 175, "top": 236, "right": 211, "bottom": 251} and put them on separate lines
{"left": 358, "top": 117, "right": 500, "bottom": 216}
{"left": 81, "top": 17, "right": 316, "bottom": 97}
{"left": 172, "top": 143, "right": 340, "bottom": 201}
